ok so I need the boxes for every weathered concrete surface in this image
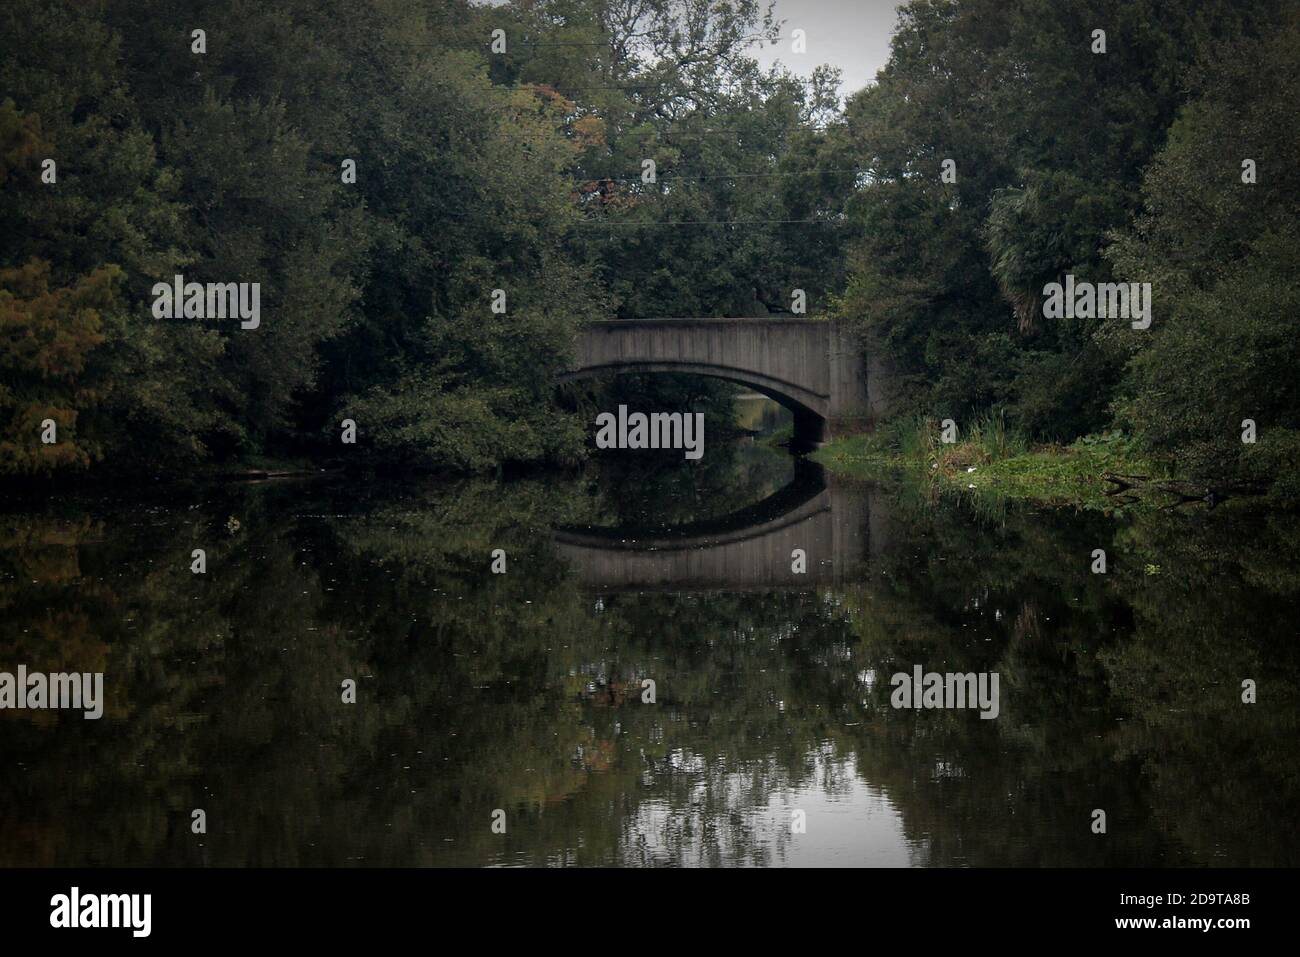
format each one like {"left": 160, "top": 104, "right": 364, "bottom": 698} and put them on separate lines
{"left": 555, "top": 478, "right": 878, "bottom": 592}
{"left": 559, "top": 318, "right": 886, "bottom": 444}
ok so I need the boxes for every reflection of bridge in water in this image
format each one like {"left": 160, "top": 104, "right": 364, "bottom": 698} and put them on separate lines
{"left": 555, "top": 464, "right": 886, "bottom": 591}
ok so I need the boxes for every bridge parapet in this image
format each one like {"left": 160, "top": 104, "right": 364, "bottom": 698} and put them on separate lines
{"left": 561, "top": 318, "right": 885, "bottom": 445}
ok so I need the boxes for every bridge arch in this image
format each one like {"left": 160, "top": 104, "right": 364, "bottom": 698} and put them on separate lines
{"left": 557, "top": 360, "right": 828, "bottom": 445}
{"left": 559, "top": 318, "right": 876, "bottom": 447}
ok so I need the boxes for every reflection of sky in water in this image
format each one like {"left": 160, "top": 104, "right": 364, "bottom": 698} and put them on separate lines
{"left": 624, "top": 752, "right": 918, "bottom": 868}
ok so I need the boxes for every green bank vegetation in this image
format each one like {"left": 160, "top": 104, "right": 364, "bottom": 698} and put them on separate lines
{"left": 813, "top": 416, "right": 1176, "bottom": 509}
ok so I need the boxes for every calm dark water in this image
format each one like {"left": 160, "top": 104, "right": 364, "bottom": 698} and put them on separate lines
{"left": 2, "top": 425, "right": 1298, "bottom": 867}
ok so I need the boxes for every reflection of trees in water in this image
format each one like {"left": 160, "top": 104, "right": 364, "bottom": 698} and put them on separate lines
{"left": 0, "top": 480, "right": 1297, "bottom": 866}
{"left": 585, "top": 433, "right": 796, "bottom": 529}
{"left": 842, "top": 494, "right": 1300, "bottom": 866}
{"left": 1100, "top": 511, "right": 1300, "bottom": 865}
{"left": 0, "top": 480, "right": 856, "bottom": 866}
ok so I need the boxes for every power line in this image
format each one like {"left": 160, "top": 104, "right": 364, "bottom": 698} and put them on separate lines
{"left": 623, "top": 130, "right": 819, "bottom": 137}
{"left": 390, "top": 36, "right": 611, "bottom": 48}
{"left": 489, "top": 116, "right": 839, "bottom": 138}
{"left": 502, "top": 40, "right": 611, "bottom": 48}
{"left": 502, "top": 83, "right": 783, "bottom": 93}
{"left": 583, "top": 167, "right": 865, "bottom": 183}
{"left": 574, "top": 218, "right": 842, "bottom": 227}
{"left": 513, "top": 85, "right": 678, "bottom": 92}
{"left": 482, "top": 97, "right": 839, "bottom": 130}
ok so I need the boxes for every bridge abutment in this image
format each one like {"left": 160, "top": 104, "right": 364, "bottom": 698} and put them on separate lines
{"left": 791, "top": 406, "right": 826, "bottom": 450}
{"left": 827, "top": 321, "right": 874, "bottom": 438}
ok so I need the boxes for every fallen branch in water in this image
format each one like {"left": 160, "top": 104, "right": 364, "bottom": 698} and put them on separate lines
{"left": 1103, "top": 472, "right": 1267, "bottom": 508}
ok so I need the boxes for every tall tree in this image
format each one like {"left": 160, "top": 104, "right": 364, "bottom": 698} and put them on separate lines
{"left": 1107, "top": 11, "right": 1300, "bottom": 496}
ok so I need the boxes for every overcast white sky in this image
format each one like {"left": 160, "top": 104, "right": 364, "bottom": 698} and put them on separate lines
{"left": 750, "top": 0, "right": 904, "bottom": 98}
{"left": 479, "top": 0, "right": 905, "bottom": 100}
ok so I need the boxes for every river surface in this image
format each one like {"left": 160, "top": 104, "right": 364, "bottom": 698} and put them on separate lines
{"left": 2, "top": 402, "right": 1298, "bottom": 867}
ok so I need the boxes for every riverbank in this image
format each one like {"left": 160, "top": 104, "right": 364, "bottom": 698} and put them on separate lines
{"left": 811, "top": 426, "right": 1187, "bottom": 510}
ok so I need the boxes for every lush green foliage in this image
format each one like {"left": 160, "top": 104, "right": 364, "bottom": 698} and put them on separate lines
{"left": 834, "top": 0, "right": 1299, "bottom": 497}
{"left": 1107, "top": 19, "right": 1300, "bottom": 492}
{"left": 812, "top": 417, "right": 1163, "bottom": 509}
{"left": 0, "top": 0, "right": 848, "bottom": 477}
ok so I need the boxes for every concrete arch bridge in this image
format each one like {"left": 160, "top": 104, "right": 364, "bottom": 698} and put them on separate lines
{"left": 558, "top": 318, "right": 892, "bottom": 447}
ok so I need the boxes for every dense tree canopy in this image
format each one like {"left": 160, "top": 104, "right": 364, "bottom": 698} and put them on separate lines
{"left": 1, "top": 0, "right": 1296, "bottom": 495}
{"left": 1107, "top": 17, "right": 1300, "bottom": 494}
{"left": 0, "top": 0, "right": 846, "bottom": 477}
{"left": 838, "top": 1, "right": 1286, "bottom": 423}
